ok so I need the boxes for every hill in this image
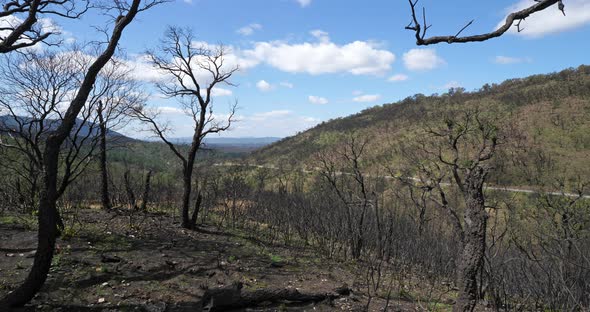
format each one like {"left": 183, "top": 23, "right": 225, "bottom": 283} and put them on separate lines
{"left": 250, "top": 65, "right": 590, "bottom": 187}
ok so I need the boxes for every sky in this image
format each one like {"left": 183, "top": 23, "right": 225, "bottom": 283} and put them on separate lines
{"left": 7, "top": 0, "right": 590, "bottom": 138}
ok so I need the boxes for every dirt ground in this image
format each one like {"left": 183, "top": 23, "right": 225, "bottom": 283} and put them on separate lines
{"left": 1, "top": 209, "right": 430, "bottom": 311}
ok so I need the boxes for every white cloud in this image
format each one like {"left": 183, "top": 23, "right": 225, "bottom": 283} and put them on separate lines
{"left": 308, "top": 95, "right": 329, "bottom": 105}
{"left": 124, "top": 54, "right": 166, "bottom": 82}
{"left": 296, "top": 0, "right": 312, "bottom": 8}
{"left": 127, "top": 34, "right": 395, "bottom": 86}
{"left": 498, "top": 0, "right": 590, "bottom": 37}
{"left": 403, "top": 49, "right": 445, "bottom": 71}
{"left": 442, "top": 81, "right": 462, "bottom": 90}
{"left": 310, "top": 29, "right": 330, "bottom": 43}
{"left": 244, "top": 32, "right": 395, "bottom": 76}
{"left": 209, "top": 88, "right": 233, "bottom": 97}
{"left": 353, "top": 94, "right": 381, "bottom": 103}
{"left": 256, "top": 80, "right": 273, "bottom": 92}
{"left": 279, "top": 82, "right": 294, "bottom": 88}
{"left": 159, "top": 106, "right": 186, "bottom": 115}
{"left": 494, "top": 56, "right": 532, "bottom": 64}
{"left": 249, "top": 110, "right": 292, "bottom": 120}
{"left": 230, "top": 110, "right": 320, "bottom": 137}
{"left": 388, "top": 74, "right": 409, "bottom": 82}
{"left": 237, "top": 23, "right": 262, "bottom": 36}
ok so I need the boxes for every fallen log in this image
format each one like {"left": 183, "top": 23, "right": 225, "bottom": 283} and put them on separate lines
{"left": 202, "top": 282, "right": 350, "bottom": 311}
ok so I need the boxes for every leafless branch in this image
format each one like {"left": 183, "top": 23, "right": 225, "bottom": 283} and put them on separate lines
{"left": 405, "top": 0, "right": 564, "bottom": 45}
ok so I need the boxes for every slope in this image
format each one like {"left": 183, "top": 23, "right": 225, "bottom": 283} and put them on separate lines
{"left": 250, "top": 65, "right": 590, "bottom": 187}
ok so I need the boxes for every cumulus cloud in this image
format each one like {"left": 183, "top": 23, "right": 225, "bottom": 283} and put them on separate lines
{"left": 126, "top": 33, "right": 395, "bottom": 85}
{"left": 296, "top": 0, "right": 312, "bottom": 8}
{"left": 494, "top": 56, "right": 532, "bottom": 64}
{"left": 388, "top": 74, "right": 409, "bottom": 82}
{"left": 497, "top": 0, "right": 590, "bottom": 37}
{"left": 124, "top": 55, "right": 166, "bottom": 82}
{"left": 256, "top": 80, "right": 273, "bottom": 92}
{"left": 353, "top": 94, "right": 381, "bottom": 103}
{"left": 244, "top": 32, "right": 395, "bottom": 76}
{"left": 237, "top": 23, "right": 262, "bottom": 36}
{"left": 308, "top": 95, "right": 329, "bottom": 105}
{"left": 403, "top": 49, "right": 445, "bottom": 71}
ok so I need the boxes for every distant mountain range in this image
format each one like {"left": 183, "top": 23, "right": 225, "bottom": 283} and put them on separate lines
{"left": 1, "top": 115, "right": 279, "bottom": 154}
{"left": 165, "top": 137, "right": 282, "bottom": 154}
{"left": 170, "top": 136, "right": 282, "bottom": 146}
{"left": 0, "top": 115, "right": 132, "bottom": 141}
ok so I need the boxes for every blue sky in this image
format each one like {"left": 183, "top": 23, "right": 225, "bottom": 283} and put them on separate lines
{"left": 37, "top": 0, "right": 590, "bottom": 137}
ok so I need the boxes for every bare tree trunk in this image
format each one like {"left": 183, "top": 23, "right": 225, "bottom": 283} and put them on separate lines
{"left": 124, "top": 170, "right": 137, "bottom": 210}
{"left": 191, "top": 190, "right": 202, "bottom": 226}
{"left": 181, "top": 167, "right": 193, "bottom": 228}
{"left": 454, "top": 168, "right": 488, "bottom": 312}
{"left": 140, "top": 170, "right": 152, "bottom": 212}
{"left": 0, "top": 143, "right": 59, "bottom": 308}
{"left": 181, "top": 136, "right": 199, "bottom": 229}
{"left": 98, "top": 107, "right": 111, "bottom": 210}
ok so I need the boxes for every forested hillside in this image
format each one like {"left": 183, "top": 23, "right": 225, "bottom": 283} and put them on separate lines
{"left": 252, "top": 65, "right": 590, "bottom": 187}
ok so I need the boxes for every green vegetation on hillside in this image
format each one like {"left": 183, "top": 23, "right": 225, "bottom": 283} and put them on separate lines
{"left": 252, "top": 65, "right": 590, "bottom": 187}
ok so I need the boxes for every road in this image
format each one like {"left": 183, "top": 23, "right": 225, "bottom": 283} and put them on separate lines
{"left": 214, "top": 162, "right": 590, "bottom": 199}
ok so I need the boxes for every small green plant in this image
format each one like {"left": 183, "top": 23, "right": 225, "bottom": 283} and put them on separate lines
{"left": 269, "top": 254, "right": 283, "bottom": 264}
{"left": 61, "top": 226, "right": 78, "bottom": 240}
{"left": 51, "top": 252, "right": 63, "bottom": 269}
{"left": 228, "top": 255, "right": 237, "bottom": 263}
{"left": 15, "top": 261, "right": 26, "bottom": 270}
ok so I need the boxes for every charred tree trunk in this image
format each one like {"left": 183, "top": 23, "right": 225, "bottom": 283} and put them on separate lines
{"left": 140, "top": 170, "right": 152, "bottom": 212}
{"left": 202, "top": 283, "right": 349, "bottom": 311}
{"left": 98, "top": 103, "right": 111, "bottom": 210}
{"left": 454, "top": 167, "right": 488, "bottom": 312}
{"left": 181, "top": 167, "right": 193, "bottom": 228}
{"left": 124, "top": 170, "right": 137, "bottom": 210}
{"left": 191, "top": 190, "right": 202, "bottom": 227}
{"left": 0, "top": 142, "right": 60, "bottom": 308}
{"left": 0, "top": 3, "right": 143, "bottom": 307}
{"left": 181, "top": 135, "right": 199, "bottom": 229}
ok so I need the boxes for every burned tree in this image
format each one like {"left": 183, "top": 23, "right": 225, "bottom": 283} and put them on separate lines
{"left": 0, "top": 50, "right": 102, "bottom": 216}
{"left": 133, "top": 26, "right": 237, "bottom": 230}
{"left": 397, "top": 108, "right": 502, "bottom": 312}
{"left": 316, "top": 134, "right": 374, "bottom": 260}
{"left": 405, "top": 0, "right": 566, "bottom": 45}
{"left": 89, "top": 59, "right": 146, "bottom": 210}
